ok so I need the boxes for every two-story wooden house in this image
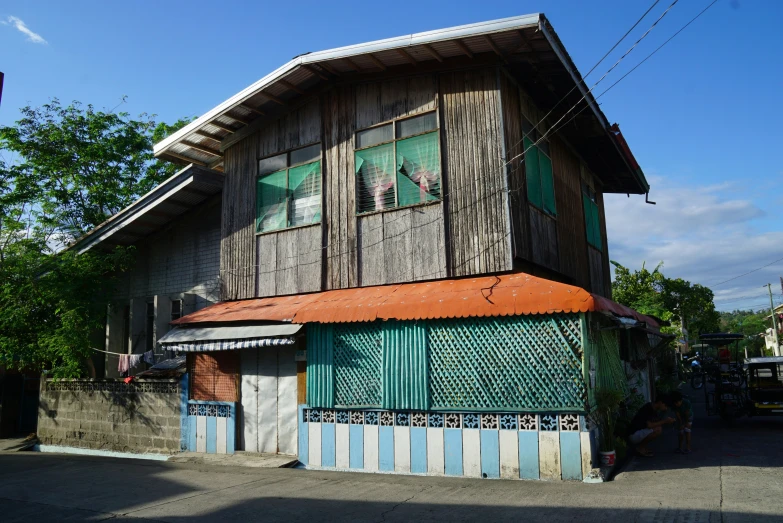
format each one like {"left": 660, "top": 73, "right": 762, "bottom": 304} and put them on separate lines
{"left": 151, "top": 14, "right": 662, "bottom": 480}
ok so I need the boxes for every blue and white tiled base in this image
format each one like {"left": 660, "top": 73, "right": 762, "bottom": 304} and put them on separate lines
{"left": 298, "top": 407, "right": 594, "bottom": 481}
{"left": 185, "top": 401, "right": 236, "bottom": 454}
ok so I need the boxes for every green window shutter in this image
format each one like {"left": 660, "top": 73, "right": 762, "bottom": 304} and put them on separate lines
{"left": 524, "top": 137, "right": 542, "bottom": 208}
{"left": 256, "top": 170, "right": 288, "bottom": 233}
{"left": 382, "top": 320, "right": 430, "bottom": 410}
{"left": 395, "top": 132, "right": 441, "bottom": 207}
{"left": 355, "top": 143, "right": 396, "bottom": 213}
{"left": 288, "top": 161, "right": 322, "bottom": 227}
{"left": 306, "top": 323, "right": 334, "bottom": 408}
{"left": 583, "top": 193, "right": 595, "bottom": 246}
{"left": 591, "top": 201, "right": 602, "bottom": 250}
{"left": 539, "top": 152, "right": 556, "bottom": 215}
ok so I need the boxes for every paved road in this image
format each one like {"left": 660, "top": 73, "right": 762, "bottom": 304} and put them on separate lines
{"left": 1, "top": 386, "right": 781, "bottom": 522}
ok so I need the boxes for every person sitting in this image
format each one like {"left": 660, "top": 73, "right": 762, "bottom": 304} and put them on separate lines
{"left": 667, "top": 390, "right": 694, "bottom": 454}
{"left": 627, "top": 396, "right": 676, "bottom": 457}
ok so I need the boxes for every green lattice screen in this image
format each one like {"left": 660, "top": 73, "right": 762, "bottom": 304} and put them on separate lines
{"left": 428, "top": 314, "right": 585, "bottom": 411}
{"left": 333, "top": 322, "right": 383, "bottom": 407}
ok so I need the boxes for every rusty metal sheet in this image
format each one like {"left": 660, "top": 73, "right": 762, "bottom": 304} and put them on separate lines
{"left": 173, "top": 273, "right": 659, "bottom": 329}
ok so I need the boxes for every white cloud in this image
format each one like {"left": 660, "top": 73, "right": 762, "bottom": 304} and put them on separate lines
{"left": 3, "top": 16, "right": 47, "bottom": 44}
{"left": 605, "top": 175, "right": 783, "bottom": 312}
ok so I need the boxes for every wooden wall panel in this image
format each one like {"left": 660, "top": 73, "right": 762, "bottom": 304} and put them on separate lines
{"left": 529, "top": 207, "right": 559, "bottom": 271}
{"left": 551, "top": 137, "right": 590, "bottom": 289}
{"left": 357, "top": 205, "right": 446, "bottom": 286}
{"left": 255, "top": 225, "right": 322, "bottom": 297}
{"left": 596, "top": 191, "right": 612, "bottom": 297}
{"left": 322, "top": 85, "right": 358, "bottom": 290}
{"left": 588, "top": 246, "right": 606, "bottom": 298}
{"left": 440, "top": 68, "right": 512, "bottom": 277}
{"left": 499, "top": 73, "right": 530, "bottom": 262}
{"left": 221, "top": 138, "right": 258, "bottom": 301}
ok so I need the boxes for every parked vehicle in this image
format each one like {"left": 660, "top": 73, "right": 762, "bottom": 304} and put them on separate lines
{"left": 744, "top": 357, "right": 783, "bottom": 417}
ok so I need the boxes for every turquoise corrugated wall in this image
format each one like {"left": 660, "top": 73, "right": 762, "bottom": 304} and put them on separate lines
{"left": 306, "top": 323, "right": 334, "bottom": 407}
{"left": 382, "top": 320, "right": 429, "bottom": 411}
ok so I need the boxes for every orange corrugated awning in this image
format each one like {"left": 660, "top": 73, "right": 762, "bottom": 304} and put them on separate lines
{"left": 173, "top": 273, "right": 659, "bottom": 329}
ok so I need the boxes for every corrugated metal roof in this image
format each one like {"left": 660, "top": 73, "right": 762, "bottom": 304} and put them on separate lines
{"left": 171, "top": 273, "right": 659, "bottom": 329}
{"left": 69, "top": 164, "right": 224, "bottom": 253}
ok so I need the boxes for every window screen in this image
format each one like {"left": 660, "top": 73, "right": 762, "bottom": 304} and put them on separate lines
{"left": 256, "top": 144, "right": 322, "bottom": 233}
{"left": 189, "top": 352, "right": 239, "bottom": 402}
{"left": 355, "top": 112, "right": 440, "bottom": 214}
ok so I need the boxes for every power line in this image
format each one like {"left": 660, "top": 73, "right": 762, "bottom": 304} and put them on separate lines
{"left": 516, "top": 0, "right": 662, "bottom": 152}
{"left": 709, "top": 255, "right": 783, "bottom": 288}
{"left": 505, "top": 0, "right": 679, "bottom": 168}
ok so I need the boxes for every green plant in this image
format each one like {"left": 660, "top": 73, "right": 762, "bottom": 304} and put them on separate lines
{"left": 614, "top": 436, "right": 628, "bottom": 460}
{"left": 594, "top": 387, "right": 625, "bottom": 452}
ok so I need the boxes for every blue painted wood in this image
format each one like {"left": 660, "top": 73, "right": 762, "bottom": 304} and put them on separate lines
{"left": 321, "top": 421, "right": 336, "bottom": 467}
{"left": 444, "top": 429, "right": 463, "bottom": 476}
{"left": 349, "top": 424, "right": 364, "bottom": 469}
{"left": 298, "top": 406, "right": 309, "bottom": 466}
{"left": 410, "top": 427, "right": 427, "bottom": 474}
{"left": 518, "top": 431, "right": 539, "bottom": 480}
{"left": 179, "top": 375, "right": 189, "bottom": 451}
{"left": 226, "top": 404, "right": 236, "bottom": 454}
{"left": 206, "top": 416, "right": 217, "bottom": 454}
{"left": 560, "top": 431, "right": 582, "bottom": 480}
{"left": 480, "top": 430, "right": 500, "bottom": 479}
{"left": 379, "top": 426, "right": 395, "bottom": 472}
{"left": 188, "top": 415, "right": 197, "bottom": 452}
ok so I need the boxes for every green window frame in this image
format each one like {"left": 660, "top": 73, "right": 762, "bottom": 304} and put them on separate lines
{"left": 522, "top": 118, "right": 556, "bottom": 216}
{"left": 354, "top": 111, "right": 441, "bottom": 215}
{"left": 256, "top": 143, "right": 322, "bottom": 234}
{"left": 583, "top": 183, "right": 602, "bottom": 250}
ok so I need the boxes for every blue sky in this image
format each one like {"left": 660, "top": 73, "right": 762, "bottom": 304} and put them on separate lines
{"left": 2, "top": 0, "right": 782, "bottom": 312}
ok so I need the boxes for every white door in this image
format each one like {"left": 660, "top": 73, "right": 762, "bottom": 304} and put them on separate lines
{"left": 240, "top": 347, "right": 298, "bottom": 455}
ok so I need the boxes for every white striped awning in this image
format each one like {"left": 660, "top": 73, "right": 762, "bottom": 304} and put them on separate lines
{"left": 166, "top": 337, "right": 295, "bottom": 352}
{"left": 157, "top": 324, "right": 301, "bottom": 352}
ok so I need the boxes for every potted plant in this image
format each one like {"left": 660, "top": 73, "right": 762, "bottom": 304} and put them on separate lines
{"left": 594, "top": 387, "right": 625, "bottom": 467}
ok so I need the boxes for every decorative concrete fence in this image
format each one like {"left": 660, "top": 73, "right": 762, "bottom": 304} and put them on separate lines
{"left": 185, "top": 400, "right": 236, "bottom": 454}
{"left": 298, "top": 407, "right": 595, "bottom": 481}
{"left": 38, "top": 378, "right": 183, "bottom": 454}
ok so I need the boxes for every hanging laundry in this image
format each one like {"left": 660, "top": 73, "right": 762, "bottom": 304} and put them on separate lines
{"left": 117, "top": 354, "right": 130, "bottom": 374}
{"left": 128, "top": 354, "right": 143, "bottom": 369}
{"left": 143, "top": 350, "right": 155, "bottom": 365}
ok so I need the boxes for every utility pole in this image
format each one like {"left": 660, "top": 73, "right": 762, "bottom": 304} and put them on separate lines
{"left": 766, "top": 283, "right": 780, "bottom": 357}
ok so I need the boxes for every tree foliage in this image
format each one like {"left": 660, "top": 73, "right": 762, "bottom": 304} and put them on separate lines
{"left": 611, "top": 261, "right": 720, "bottom": 338}
{"left": 719, "top": 309, "right": 769, "bottom": 357}
{"left": 0, "top": 99, "right": 191, "bottom": 377}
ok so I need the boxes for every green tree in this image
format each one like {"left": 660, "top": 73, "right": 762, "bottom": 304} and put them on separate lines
{"left": 611, "top": 261, "right": 720, "bottom": 337}
{"left": 0, "top": 99, "right": 191, "bottom": 377}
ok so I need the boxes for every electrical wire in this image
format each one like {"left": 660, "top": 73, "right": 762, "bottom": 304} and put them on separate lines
{"left": 709, "top": 255, "right": 783, "bottom": 288}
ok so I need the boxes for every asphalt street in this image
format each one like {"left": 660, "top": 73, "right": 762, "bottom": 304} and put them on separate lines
{"left": 1, "top": 385, "right": 781, "bottom": 522}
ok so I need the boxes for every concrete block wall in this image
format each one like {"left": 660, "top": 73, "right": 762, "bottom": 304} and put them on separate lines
{"left": 37, "top": 379, "right": 182, "bottom": 454}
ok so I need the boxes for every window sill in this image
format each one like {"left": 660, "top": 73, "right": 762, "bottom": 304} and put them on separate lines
{"left": 255, "top": 222, "right": 321, "bottom": 237}
{"left": 356, "top": 199, "right": 441, "bottom": 219}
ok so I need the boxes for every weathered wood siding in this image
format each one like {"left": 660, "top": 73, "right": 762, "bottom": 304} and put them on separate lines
{"left": 358, "top": 205, "right": 447, "bottom": 286}
{"left": 596, "top": 190, "right": 612, "bottom": 297}
{"left": 588, "top": 246, "right": 606, "bottom": 298}
{"left": 221, "top": 138, "right": 258, "bottom": 300}
{"left": 551, "top": 137, "right": 590, "bottom": 289}
{"left": 440, "top": 68, "right": 512, "bottom": 276}
{"left": 500, "top": 73, "right": 530, "bottom": 262}
{"left": 252, "top": 99, "right": 322, "bottom": 297}
{"left": 256, "top": 225, "right": 322, "bottom": 297}
{"left": 322, "top": 86, "right": 358, "bottom": 290}
{"left": 529, "top": 207, "right": 559, "bottom": 271}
